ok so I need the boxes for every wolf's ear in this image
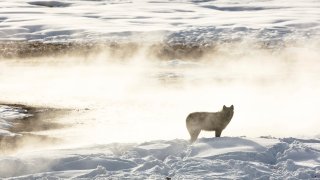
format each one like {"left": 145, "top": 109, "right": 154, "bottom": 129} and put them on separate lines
{"left": 223, "top": 105, "right": 226, "bottom": 109}
{"left": 231, "top": 105, "right": 234, "bottom": 109}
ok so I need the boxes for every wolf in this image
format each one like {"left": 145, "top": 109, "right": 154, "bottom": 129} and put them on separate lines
{"left": 186, "top": 105, "right": 234, "bottom": 142}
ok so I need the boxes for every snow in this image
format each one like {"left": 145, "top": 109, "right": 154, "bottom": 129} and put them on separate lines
{"left": 27, "top": 1, "right": 72, "bottom": 8}
{"left": 0, "top": 105, "right": 31, "bottom": 137}
{"left": 0, "top": 0, "right": 319, "bottom": 43}
{"left": 1, "top": 0, "right": 320, "bottom": 179}
{"left": 1, "top": 104, "right": 317, "bottom": 179}
{"left": 0, "top": 104, "right": 319, "bottom": 179}
{"left": 0, "top": 137, "right": 319, "bottom": 179}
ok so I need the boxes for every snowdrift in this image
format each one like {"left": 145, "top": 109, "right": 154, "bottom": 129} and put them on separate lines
{"left": 1, "top": 137, "right": 320, "bottom": 179}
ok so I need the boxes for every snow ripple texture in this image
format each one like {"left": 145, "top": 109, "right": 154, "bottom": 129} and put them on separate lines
{"left": 0, "top": 0, "right": 319, "bottom": 44}
{"left": 1, "top": 137, "right": 319, "bottom": 179}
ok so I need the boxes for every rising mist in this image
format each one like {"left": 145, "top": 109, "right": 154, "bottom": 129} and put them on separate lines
{"left": 0, "top": 40, "right": 319, "bottom": 148}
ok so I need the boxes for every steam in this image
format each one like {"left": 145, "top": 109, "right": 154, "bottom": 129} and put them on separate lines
{"left": 0, "top": 40, "right": 319, "bottom": 148}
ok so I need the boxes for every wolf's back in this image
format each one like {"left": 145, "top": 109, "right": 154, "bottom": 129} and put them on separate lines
{"left": 186, "top": 112, "right": 205, "bottom": 123}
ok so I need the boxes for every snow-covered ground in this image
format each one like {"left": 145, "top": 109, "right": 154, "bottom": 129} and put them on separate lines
{"left": 1, "top": 136, "right": 320, "bottom": 179}
{"left": 1, "top": 0, "right": 320, "bottom": 179}
{"left": 0, "top": 0, "right": 319, "bottom": 43}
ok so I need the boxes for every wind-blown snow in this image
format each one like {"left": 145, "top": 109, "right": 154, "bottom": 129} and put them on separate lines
{"left": 1, "top": 137, "right": 319, "bottom": 179}
{"left": 0, "top": 0, "right": 319, "bottom": 43}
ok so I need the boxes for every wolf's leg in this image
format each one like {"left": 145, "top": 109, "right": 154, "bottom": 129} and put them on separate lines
{"left": 190, "top": 129, "right": 201, "bottom": 143}
{"left": 215, "top": 130, "right": 222, "bottom": 137}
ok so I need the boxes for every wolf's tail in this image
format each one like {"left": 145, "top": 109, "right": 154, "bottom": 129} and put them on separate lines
{"left": 186, "top": 115, "right": 201, "bottom": 143}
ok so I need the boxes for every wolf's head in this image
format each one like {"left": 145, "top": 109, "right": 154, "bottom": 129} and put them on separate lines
{"left": 222, "top": 105, "right": 234, "bottom": 125}
{"left": 222, "top": 105, "right": 234, "bottom": 117}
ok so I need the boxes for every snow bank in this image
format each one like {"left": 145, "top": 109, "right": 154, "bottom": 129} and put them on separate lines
{"left": 2, "top": 137, "right": 319, "bottom": 179}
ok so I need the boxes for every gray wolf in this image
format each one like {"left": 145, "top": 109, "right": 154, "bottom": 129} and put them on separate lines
{"left": 186, "top": 105, "right": 234, "bottom": 142}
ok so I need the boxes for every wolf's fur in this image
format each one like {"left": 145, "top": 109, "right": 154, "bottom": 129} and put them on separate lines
{"left": 186, "top": 105, "right": 234, "bottom": 142}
